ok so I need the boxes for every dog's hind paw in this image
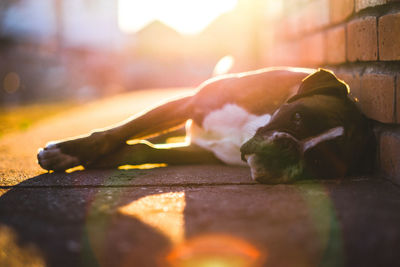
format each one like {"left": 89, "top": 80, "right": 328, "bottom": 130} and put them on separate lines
{"left": 37, "top": 142, "right": 80, "bottom": 172}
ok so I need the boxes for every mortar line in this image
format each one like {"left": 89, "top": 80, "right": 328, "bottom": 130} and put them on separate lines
{"left": 0, "top": 177, "right": 381, "bottom": 189}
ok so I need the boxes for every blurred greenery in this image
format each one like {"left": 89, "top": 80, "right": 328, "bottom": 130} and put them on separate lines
{"left": 0, "top": 102, "right": 77, "bottom": 138}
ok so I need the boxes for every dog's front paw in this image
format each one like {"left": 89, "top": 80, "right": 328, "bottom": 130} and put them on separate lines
{"left": 37, "top": 131, "right": 117, "bottom": 171}
{"left": 37, "top": 142, "right": 81, "bottom": 171}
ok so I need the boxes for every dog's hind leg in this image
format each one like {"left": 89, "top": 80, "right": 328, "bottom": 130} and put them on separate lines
{"left": 85, "top": 143, "right": 221, "bottom": 169}
{"left": 38, "top": 95, "right": 195, "bottom": 171}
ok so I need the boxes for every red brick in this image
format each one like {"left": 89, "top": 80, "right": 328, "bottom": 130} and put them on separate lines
{"left": 379, "top": 12, "right": 400, "bottom": 61}
{"left": 361, "top": 73, "right": 395, "bottom": 123}
{"left": 325, "top": 25, "right": 346, "bottom": 64}
{"left": 346, "top": 17, "right": 378, "bottom": 62}
{"left": 356, "top": 0, "right": 387, "bottom": 12}
{"left": 330, "top": 0, "right": 355, "bottom": 24}
{"left": 299, "top": 32, "right": 325, "bottom": 67}
{"left": 380, "top": 131, "right": 400, "bottom": 185}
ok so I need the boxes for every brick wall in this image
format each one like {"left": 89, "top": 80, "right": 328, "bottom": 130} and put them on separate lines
{"left": 261, "top": 0, "right": 400, "bottom": 184}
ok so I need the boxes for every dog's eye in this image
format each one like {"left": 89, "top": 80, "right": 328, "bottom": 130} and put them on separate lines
{"left": 292, "top": 112, "right": 302, "bottom": 126}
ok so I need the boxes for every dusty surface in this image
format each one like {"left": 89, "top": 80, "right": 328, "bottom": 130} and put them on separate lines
{"left": 1, "top": 89, "right": 400, "bottom": 267}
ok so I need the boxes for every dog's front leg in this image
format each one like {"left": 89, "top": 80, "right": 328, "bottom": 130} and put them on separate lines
{"left": 37, "top": 95, "right": 194, "bottom": 171}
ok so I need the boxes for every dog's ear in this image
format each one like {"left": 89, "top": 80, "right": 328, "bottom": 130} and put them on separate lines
{"left": 287, "top": 68, "right": 349, "bottom": 103}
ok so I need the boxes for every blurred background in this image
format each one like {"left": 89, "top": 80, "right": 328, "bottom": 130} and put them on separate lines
{"left": 0, "top": 0, "right": 285, "bottom": 107}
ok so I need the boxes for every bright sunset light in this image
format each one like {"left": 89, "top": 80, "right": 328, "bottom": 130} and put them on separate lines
{"left": 118, "top": 0, "right": 238, "bottom": 35}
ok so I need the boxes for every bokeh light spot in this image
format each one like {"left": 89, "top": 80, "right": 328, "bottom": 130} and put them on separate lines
{"left": 213, "top": 55, "right": 235, "bottom": 76}
{"left": 3, "top": 72, "right": 20, "bottom": 94}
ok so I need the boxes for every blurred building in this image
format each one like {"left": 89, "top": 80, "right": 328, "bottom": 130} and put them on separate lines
{"left": 0, "top": 0, "right": 266, "bottom": 106}
{"left": 0, "top": 0, "right": 124, "bottom": 105}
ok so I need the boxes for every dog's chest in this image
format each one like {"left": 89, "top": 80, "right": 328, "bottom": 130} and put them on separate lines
{"left": 190, "top": 104, "right": 270, "bottom": 165}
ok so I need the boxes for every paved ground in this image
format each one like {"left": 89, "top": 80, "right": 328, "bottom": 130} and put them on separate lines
{"left": 1, "top": 89, "right": 400, "bottom": 267}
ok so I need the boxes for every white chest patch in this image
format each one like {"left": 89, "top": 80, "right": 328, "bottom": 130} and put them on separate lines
{"left": 190, "top": 104, "right": 270, "bottom": 166}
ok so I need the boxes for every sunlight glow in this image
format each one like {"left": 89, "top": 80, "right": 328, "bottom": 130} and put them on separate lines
{"left": 127, "top": 119, "right": 192, "bottom": 149}
{"left": 118, "top": 163, "right": 167, "bottom": 170}
{"left": 118, "top": 191, "right": 186, "bottom": 244}
{"left": 264, "top": 0, "right": 284, "bottom": 18}
{"left": 118, "top": 0, "right": 238, "bottom": 35}
{"left": 65, "top": 165, "right": 85, "bottom": 173}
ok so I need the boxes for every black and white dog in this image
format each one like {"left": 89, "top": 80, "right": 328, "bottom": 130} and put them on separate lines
{"left": 37, "top": 67, "right": 376, "bottom": 183}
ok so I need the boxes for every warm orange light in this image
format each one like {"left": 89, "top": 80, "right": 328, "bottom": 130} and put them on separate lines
{"left": 65, "top": 165, "right": 85, "bottom": 173}
{"left": 127, "top": 119, "right": 192, "bottom": 149}
{"left": 166, "top": 234, "right": 264, "bottom": 267}
{"left": 118, "top": 0, "right": 238, "bottom": 35}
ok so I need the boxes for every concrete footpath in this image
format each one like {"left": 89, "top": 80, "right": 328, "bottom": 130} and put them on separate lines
{"left": 1, "top": 89, "right": 400, "bottom": 267}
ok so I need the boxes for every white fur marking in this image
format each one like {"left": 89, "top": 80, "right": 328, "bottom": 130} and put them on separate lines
{"left": 302, "top": 126, "right": 344, "bottom": 152}
{"left": 191, "top": 104, "right": 270, "bottom": 165}
{"left": 246, "top": 154, "right": 263, "bottom": 180}
{"left": 45, "top": 142, "right": 57, "bottom": 149}
{"left": 266, "top": 131, "right": 298, "bottom": 143}
{"left": 38, "top": 143, "right": 80, "bottom": 170}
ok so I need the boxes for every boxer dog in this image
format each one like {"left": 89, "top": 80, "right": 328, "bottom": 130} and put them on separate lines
{"left": 37, "top": 67, "right": 376, "bottom": 183}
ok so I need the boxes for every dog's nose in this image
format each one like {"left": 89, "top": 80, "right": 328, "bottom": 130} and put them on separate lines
{"left": 240, "top": 135, "right": 264, "bottom": 161}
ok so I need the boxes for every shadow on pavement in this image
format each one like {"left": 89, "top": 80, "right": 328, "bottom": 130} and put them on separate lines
{"left": 1, "top": 169, "right": 400, "bottom": 267}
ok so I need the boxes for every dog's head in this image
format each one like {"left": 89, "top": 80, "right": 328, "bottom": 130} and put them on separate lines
{"left": 240, "top": 69, "right": 376, "bottom": 183}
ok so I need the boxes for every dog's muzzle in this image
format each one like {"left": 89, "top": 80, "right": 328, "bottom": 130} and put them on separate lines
{"left": 240, "top": 131, "right": 302, "bottom": 183}
{"left": 240, "top": 131, "right": 301, "bottom": 161}
{"left": 240, "top": 126, "right": 345, "bottom": 183}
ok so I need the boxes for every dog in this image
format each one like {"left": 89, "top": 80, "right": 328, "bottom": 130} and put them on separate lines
{"left": 37, "top": 67, "right": 376, "bottom": 183}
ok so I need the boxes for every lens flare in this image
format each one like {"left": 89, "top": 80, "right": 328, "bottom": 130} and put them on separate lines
{"left": 166, "top": 234, "right": 264, "bottom": 267}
